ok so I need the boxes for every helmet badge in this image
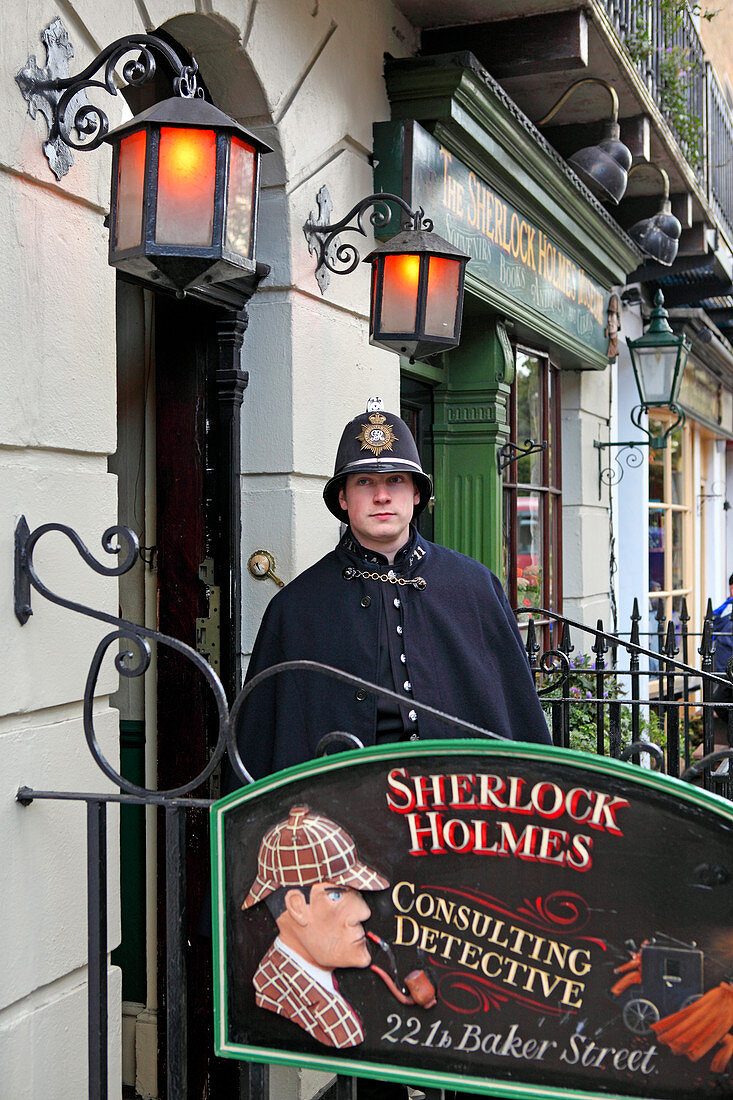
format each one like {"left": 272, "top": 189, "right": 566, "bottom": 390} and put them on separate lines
{"left": 356, "top": 411, "right": 398, "bottom": 457}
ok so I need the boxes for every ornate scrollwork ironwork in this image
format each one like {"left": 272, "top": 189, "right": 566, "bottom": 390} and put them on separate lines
{"left": 315, "top": 731, "right": 365, "bottom": 756}
{"left": 535, "top": 649, "right": 570, "bottom": 697}
{"left": 303, "top": 188, "right": 433, "bottom": 292}
{"left": 595, "top": 442, "right": 646, "bottom": 490}
{"left": 16, "top": 518, "right": 504, "bottom": 801}
{"left": 15, "top": 517, "right": 230, "bottom": 798}
{"left": 497, "top": 438, "right": 548, "bottom": 474}
{"left": 593, "top": 404, "right": 686, "bottom": 497}
{"left": 620, "top": 741, "right": 666, "bottom": 771}
{"left": 17, "top": 19, "right": 202, "bottom": 176}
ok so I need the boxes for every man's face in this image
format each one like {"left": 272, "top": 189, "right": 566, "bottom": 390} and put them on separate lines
{"left": 284, "top": 882, "right": 372, "bottom": 970}
{"left": 338, "top": 472, "right": 419, "bottom": 553}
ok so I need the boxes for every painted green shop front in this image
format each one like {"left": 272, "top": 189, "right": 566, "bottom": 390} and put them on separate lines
{"left": 374, "top": 54, "right": 640, "bottom": 596}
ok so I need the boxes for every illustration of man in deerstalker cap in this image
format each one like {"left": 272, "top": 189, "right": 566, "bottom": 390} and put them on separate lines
{"left": 242, "top": 804, "right": 388, "bottom": 1048}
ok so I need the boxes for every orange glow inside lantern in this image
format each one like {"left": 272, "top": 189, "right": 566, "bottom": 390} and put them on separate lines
{"left": 115, "top": 130, "right": 147, "bottom": 252}
{"left": 156, "top": 127, "right": 217, "bottom": 246}
{"left": 425, "top": 256, "right": 461, "bottom": 338}
{"left": 380, "top": 254, "right": 421, "bottom": 331}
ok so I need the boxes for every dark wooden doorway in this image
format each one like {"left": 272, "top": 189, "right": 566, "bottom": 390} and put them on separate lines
{"left": 154, "top": 292, "right": 241, "bottom": 1098}
{"left": 114, "top": 280, "right": 243, "bottom": 1098}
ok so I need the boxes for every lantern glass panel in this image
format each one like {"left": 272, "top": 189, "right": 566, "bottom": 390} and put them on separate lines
{"left": 225, "top": 137, "right": 256, "bottom": 259}
{"left": 424, "top": 255, "right": 460, "bottom": 338}
{"left": 634, "top": 345, "right": 680, "bottom": 405}
{"left": 156, "top": 127, "right": 216, "bottom": 247}
{"left": 115, "top": 130, "right": 146, "bottom": 251}
{"left": 380, "top": 254, "right": 420, "bottom": 332}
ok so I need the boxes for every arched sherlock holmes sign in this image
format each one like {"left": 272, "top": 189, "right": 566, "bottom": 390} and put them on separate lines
{"left": 211, "top": 742, "right": 733, "bottom": 1098}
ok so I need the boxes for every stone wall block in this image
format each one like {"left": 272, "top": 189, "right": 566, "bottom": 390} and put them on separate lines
{"left": 290, "top": 294, "right": 397, "bottom": 475}
{"left": 0, "top": 965, "right": 122, "bottom": 1099}
{"left": 257, "top": 183, "right": 292, "bottom": 288}
{"left": 0, "top": 175, "right": 116, "bottom": 452}
{"left": 1, "top": 464, "right": 118, "bottom": 716}
{"left": 293, "top": 476, "right": 342, "bottom": 577}
{"left": 0, "top": 708, "right": 120, "bottom": 1010}
{"left": 561, "top": 504, "right": 611, "bottom": 614}
{"left": 241, "top": 292, "right": 294, "bottom": 473}
{"left": 561, "top": 404, "right": 612, "bottom": 506}
{"left": 250, "top": 0, "right": 414, "bottom": 165}
{"left": 562, "top": 593, "right": 613, "bottom": 636}
{"left": 240, "top": 476, "right": 295, "bottom": 655}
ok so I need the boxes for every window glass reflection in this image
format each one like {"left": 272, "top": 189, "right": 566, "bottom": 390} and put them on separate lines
{"left": 515, "top": 352, "right": 541, "bottom": 483}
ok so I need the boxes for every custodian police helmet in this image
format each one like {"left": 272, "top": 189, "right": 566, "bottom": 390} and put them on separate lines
{"left": 323, "top": 397, "right": 433, "bottom": 520}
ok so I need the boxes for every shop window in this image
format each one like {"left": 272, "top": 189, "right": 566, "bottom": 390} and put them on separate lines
{"left": 648, "top": 415, "right": 691, "bottom": 634}
{"left": 503, "top": 349, "right": 562, "bottom": 642}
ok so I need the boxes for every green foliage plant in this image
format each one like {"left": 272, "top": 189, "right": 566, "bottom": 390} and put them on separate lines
{"left": 541, "top": 653, "right": 662, "bottom": 754}
{"left": 622, "top": 0, "right": 718, "bottom": 168}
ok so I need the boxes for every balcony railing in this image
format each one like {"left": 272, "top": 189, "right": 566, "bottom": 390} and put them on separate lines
{"left": 604, "top": 0, "right": 733, "bottom": 243}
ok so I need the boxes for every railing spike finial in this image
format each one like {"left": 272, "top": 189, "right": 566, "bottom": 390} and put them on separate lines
{"left": 525, "top": 616, "right": 540, "bottom": 669}
{"left": 705, "top": 597, "right": 714, "bottom": 622}
{"left": 664, "top": 619, "right": 679, "bottom": 659}
{"left": 559, "top": 621, "right": 574, "bottom": 655}
{"left": 593, "top": 619, "right": 608, "bottom": 658}
{"left": 630, "top": 598, "right": 641, "bottom": 647}
{"left": 700, "top": 615, "right": 715, "bottom": 668}
{"left": 680, "top": 596, "right": 690, "bottom": 624}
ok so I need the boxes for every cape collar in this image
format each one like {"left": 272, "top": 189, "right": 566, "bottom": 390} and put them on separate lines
{"left": 339, "top": 526, "right": 429, "bottom": 574}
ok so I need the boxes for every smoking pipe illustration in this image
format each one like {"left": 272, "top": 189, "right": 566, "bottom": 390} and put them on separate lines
{"left": 367, "top": 931, "right": 437, "bottom": 1008}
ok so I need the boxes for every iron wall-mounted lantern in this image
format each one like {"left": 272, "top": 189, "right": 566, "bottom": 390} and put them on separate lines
{"left": 17, "top": 26, "right": 272, "bottom": 297}
{"left": 594, "top": 289, "right": 691, "bottom": 495}
{"left": 106, "top": 96, "right": 271, "bottom": 294}
{"left": 626, "top": 166, "right": 682, "bottom": 267}
{"left": 627, "top": 289, "right": 690, "bottom": 413}
{"left": 537, "top": 78, "right": 632, "bottom": 205}
{"left": 304, "top": 192, "right": 469, "bottom": 363}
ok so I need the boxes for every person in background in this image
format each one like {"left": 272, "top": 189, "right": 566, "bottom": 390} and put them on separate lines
{"left": 711, "top": 572, "right": 733, "bottom": 727}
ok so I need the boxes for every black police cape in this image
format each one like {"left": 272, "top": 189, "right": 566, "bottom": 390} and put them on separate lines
{"left": 235, "top": 529, "right": 551, "bottom": 781}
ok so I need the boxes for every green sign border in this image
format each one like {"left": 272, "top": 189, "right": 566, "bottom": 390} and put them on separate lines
{"left": 211, "top": 740, "right": 733, "bottom": 1097}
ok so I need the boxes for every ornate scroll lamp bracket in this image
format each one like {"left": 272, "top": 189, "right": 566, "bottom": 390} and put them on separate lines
{"left": 497, "top": 439, "right": 548, "bottom": 474}
{"left": 16, "top": 18, "right": 89, "bottom": 180}
{"left": 303, "top": 188, "right": 432, "bottom": 295}
{"left": 14, "top": 516, "right": 32, "bottom": 625}
{"left": 593, "top": 403, "right": 686, "bottom": 498}
{"left": 305, "top": 185, "right": 337, "bottom": 295}
{"left": 16, "top": 17, "right": 201, "bottom": 180}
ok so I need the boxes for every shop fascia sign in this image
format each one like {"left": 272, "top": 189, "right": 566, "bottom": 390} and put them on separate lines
{"left": 374, "top": 120, "right": 610, "bottom": 360}
{"left": 212, "top": 740, "right": 733, "bottom": 1098}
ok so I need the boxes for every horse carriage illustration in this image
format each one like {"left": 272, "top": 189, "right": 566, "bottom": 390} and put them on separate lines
{"left": 613, "top": 936, "right": 704, "bottom": 1034}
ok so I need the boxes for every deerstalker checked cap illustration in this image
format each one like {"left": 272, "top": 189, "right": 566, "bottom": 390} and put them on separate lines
{"left": 242, "top": 805, "right": 388, "bottom": 909}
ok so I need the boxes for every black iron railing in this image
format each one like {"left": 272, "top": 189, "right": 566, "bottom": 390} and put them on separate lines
{"left": 519, "top": 595, "right": 733, "bottom": 798}
{"left": 603, "top": 0, "right": 733, "bottom": 241}
{"left": 13, "top": 518, "right": 733, "bottom": 1099}
{"left": 706, "top": 62, "right": 733, "bottom": 239}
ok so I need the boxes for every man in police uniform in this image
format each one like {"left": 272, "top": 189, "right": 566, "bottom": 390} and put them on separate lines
{"left": 242, "top": 805, "right": 388, "bottom": 1049}
{"left": 237, "top": 399, "right": 550, "bottom": 1099}
{"left": 237, "top": 398, "right": 551, "bottom": 781}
